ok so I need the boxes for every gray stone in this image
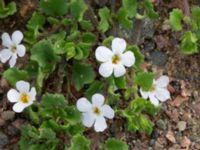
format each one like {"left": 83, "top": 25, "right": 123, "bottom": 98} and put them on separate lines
{"left": 0, "top": 132, "right": 9, "bottom": 148}
{"left": 144, "top": 39, "right": 156, "bottom": 52}
{"left": 156, "top": 119, "right": 167, "bottom": 130}
{"left": 149, "top": 51, "right": 167, "bottom": 66}
{"left": 140, "top": 19, "right": 155, "bottom": 40}
{"left": 1, "top": 111, "right": 15, "bottom": 121}
{"left": 150, "top": 139, "right": 156, "bottom": 146}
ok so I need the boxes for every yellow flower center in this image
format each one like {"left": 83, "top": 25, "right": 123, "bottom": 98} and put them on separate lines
{"left": 20, "top": 93, "right": 29, "bottom": 103}
{"left": 11, "top": 45, "right": 17, "bottom": 53}
{"left": 150, "top": 84, "right": 156, "bottom": 92}
{"left": 93, "top": 107, "right": 101, "bottom": 116}
{"left": 112, "top": 54, "right": 120, "bottom": 64}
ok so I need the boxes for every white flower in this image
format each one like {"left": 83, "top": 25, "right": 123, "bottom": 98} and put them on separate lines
{"left": 140, "top": 75, "right": 171, "bottom": 106}
{"left": 95, "top": 37, "right": 135, "bottom": 78}
{"left": 76, "top": 93, "right": 114, "bottom": 132}
{"left": 7, "top": 80, "right": 36, "bottom": 113}
{"left": 0, "top": 30, "right": 26, "bottom": 67}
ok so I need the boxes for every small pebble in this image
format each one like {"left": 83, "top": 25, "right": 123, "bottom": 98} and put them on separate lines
{"left": 1, "top": 111, "right": 15, "bottom": 121}
{"left": 166, "top": 131, "right": 176, "bottom": 143}
{"left": 0, "top": 118, "right": 5, "bottom": 126}
{"left": 177, "top": 121, "right": 187, "bottom": 131}
{"left": 149, "top": 51, "right": 167, "bottom": 66}
{"left": 144, "top": 39, "right": 156, "bottom": 52}
{"left": 181, "top": 136, "right": 191, "bottom": 148}
{"left": 156, "top": 119, "right": 166, "bottom": 130}
{"left": 0, "top": 132, "right": 9, "bottom": 148}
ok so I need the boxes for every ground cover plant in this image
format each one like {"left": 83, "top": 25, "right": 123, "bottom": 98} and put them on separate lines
{"left": 0, "top": 0, "right": 200, "bottom": 150}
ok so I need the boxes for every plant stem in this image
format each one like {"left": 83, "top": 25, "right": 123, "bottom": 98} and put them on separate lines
{"left": 85, "top": 0, "right": 106, "bottom": 39}
{"left": 0, "top": 0, "right": 5, "bottom": 9}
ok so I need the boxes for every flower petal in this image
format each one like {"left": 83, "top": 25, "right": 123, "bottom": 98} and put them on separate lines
{"left": 82, "top": 112, "right": 95, "bottom": 127}
{"left": 155, "top": 75, "right": 170, "bottom": 88}
{"left": 99, "top": 61, "right": 113, "bottom": 78}
{"left": 29, "top": 87, "right": 36, "bottom": 101}
{"left": 95, "top": 46, "right": 113, "bottom": 62}
{"left": 7, "top": 89, "right": 20, "bottom": 103}
{"left": 111, "top": 38, "right": 126, "bottom": 54}
{"left": 0, "top": 49, "right": 12, "bottom": 63}
{"left": 149, "top": 93, "right": 159, "bottom": 106}
{"left": 16, "top": 80, "right": 30, "bottom": 93}
{"left": 140, "top": 89, "right": 149, "bottom": 99}
{"left": 16, "top": 44, "right": 26, "bottom": 57}
{"left": 155, "top": 88, "right": 170, "bottom": 102}
{"left": 101, "top": 105, "right": 114, "bottom": 119}
{"left": 94, "top": 116, "right": 107, "bottom": 132}
{"left": 1, "top": 32, "right": 12, "bottom": 48}
{"left": 92, "top": 93, "right": 104, "bottom": 107}
{"left": 113, "top": 64, "right": 126, "bottom": 77}
{"left": 76, "top": 97, "right": 92, "bottom": 112}
{"left": 121, "top": 51, "right": 135, "bottom": 67}
{"left": 11, "top": 30, "right": 23, "bottom": 45}
{"left": 12, "top": 102, "right": 28, "bottom": 113}
{"left": 9, "top": 54, "right": 17, "bottom": 67}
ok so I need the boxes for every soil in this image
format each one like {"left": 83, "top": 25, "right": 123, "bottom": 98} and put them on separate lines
{"left": 0, "top": 0, "right": 200, "bottom": 150}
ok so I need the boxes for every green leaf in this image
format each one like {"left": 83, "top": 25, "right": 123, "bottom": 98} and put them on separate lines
{"left": 102, "top": 36, "right": 114, "bottom": 47}
{"left": 39, "top": 128, "right": 56, "bottom": 140}
{"left": 138, "top": 115, "right": 153, "bottom": 135}
{"left": 104, "top": 138, "right": 128, "bottom": 150}
{"left": 85, "top": 81, "right": 104, "bottom": 99}
{"left": 25, "top": 12, "right": 45, "bottom": 44}
{"left": 41, "top": 93, "right": 68, "bottom": 109}
{"left": 129, "top": 98, "right": 160, "bottom": 115}
{"left": 123, "top": 98, "right": 159, "bottom": 135}
{"left": 114, "top": 76, "right": 126, "bottom": 89}
{"left": 72, "top": 62, "right": 96, "bottom": 91}
{"left": 122, "top": 0, "right": 137, "bottom": 18}
{"left": 3, "top": 68, "right": 28, "bottom": 86}
{"left": 64, "top": 106, "right": 81, "bottom": 124}
{"left": 66, "top": 42, "right": 76, "bottom": 60}
{"left": 116, "top": 8, "right": 133, "bottom": 29}
{"left": 180, "top": 31, "right": 198, "bottom": 54}
{"left": 82, "top": 32, "right": 96, "bottom": 44}
{"left": 31, "top": 40, "right": 60, "bottom": 73}
{"left": 69, "top": 135, "right": 90, "bottom": 150}
{"left": 39, "top": 0, "right": 68, "bottom": 16}
{"left": 135, "top": 72, "right": 154, "bottom": 91}
{"left": 70, "top": 0, "right": 87, "bottom": 22}
{"left": 98, "top": 7, "right": 111, "bottom": 32}
{"left": 28, "top": 107, "right": 40, "bottom": 125}
{"left": 75, "top": 42, "right": 92, "bottom": 60}
{"left": 79, "top": 20, "right": 93, "bottom": 31}
{"left": 192, "top": 6, "right": 200, "bottom": 30}
{"left": 144, "top": 0, "right": 159, "bottom": 19}
{"left": 192, "top": 6, "right": 200, "bottom": 20}
{"left": 169, "top": 8, "right": 183, "bottom": 31}
{"left": 128, "top": 45, "right": 144, "bottom": 67}
{"left": 67, "top": 123, "right": 84, "bottom": 136}
{"left": 0, "top": 1, "right": 17, "bottom": 18}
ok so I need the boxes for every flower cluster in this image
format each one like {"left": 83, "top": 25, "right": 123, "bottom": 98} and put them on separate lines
{"left": 1, "top": 31, "right": 171, "bottom": 132}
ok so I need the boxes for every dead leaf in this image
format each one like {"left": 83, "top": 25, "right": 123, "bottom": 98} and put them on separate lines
{"left": 170, "top": 95, "right": 189, "bottom": 107}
